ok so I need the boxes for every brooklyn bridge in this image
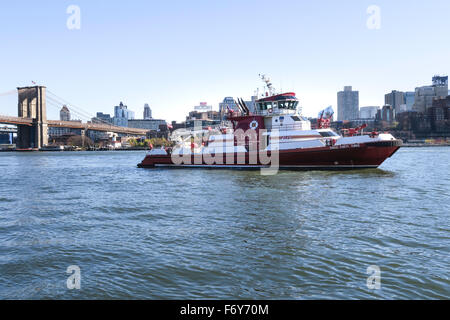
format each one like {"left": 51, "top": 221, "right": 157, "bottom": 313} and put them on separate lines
{"left": 0, "top": 86, "right": 149, "bottom": 149}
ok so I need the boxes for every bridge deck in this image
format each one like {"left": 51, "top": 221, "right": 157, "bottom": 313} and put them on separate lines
{"left": 0, "top": 116, "right": 149, "bottom": 135}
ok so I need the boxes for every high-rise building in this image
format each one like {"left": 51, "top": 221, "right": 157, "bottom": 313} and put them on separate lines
{"left": 413, "top": 76, "right": 448, "bottom": 113}
{"left": 143, "top": 104, "right": 152, "bottom": 119}
{"left": 385, "top": 90, "right": 405, "bottom": 115}
{"left": 404, "top": 92, "right": 415, "bottom": 110}
{"left": 128, "top": 119, "right": 167, "bottom": 131}
{"left": 337, "top": 86, "right": 359, "bottom": 121}
{"left": 114, "top": 102, "right": 129, "bottom": 127}
{"left": 93, "top": 112, "right": 113, "bottom": 125}
{"left": 219, "top": 97, "right": 238, "bottom": 117}
{"left": 359, "top": 106, "right": 380, "bottom": 119}
{"left": 376, "top": 105, "right": 395, "bottom": 123}
{"left": 60, "top": 105, "right": 71, "bottom": 121}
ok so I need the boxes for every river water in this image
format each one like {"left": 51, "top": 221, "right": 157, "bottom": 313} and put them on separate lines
{"left": 0, "top": 148, "right": 448, "bottom": 299}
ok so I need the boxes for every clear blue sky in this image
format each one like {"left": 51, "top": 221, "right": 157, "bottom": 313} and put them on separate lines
{"left": 0, "top": 0, "right": 449, "bottom": 122}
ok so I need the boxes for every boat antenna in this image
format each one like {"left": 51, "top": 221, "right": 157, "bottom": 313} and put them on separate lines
{"left": 259, "top": 74, "right": 276, "bottom": 96}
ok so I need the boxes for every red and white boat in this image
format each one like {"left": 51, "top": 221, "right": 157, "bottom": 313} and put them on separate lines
{"left": 138, "top": 80, "right": 402, "bottom": 171}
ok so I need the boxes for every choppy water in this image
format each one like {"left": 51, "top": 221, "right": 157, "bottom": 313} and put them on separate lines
{"left": 0, "top": 148, "right": 448, "bottom": 300}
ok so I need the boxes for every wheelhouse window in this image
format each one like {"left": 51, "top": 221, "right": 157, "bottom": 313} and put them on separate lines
{"left": 287, "top": 101, "right": 298, "bottom": 110}
{"left": 258, "top": 103, "right": 267, "bottom": 110}
{"left": 259, "top": 100, "right": 298, "bottom": 111}
{"left": 276, "top": 101, "right": 299, "bottom": 110}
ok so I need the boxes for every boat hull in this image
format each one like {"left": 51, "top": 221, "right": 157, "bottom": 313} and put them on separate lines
{"left": 138, "top": 140, "right": 402, "bottom": 170}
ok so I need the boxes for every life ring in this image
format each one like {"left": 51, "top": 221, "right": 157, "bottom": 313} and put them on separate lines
{"left": 249, "top": 120, "right": 259, "bottom": 130}
{"left": 268, "top": 108, "right": 273, "bottom": 114}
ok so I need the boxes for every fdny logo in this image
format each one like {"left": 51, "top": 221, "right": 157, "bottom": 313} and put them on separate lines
{"left": 249, "top": 120, "right": 259, "bottom": 130}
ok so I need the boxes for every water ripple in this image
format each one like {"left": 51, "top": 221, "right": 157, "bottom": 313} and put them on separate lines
{"left": 0, "top": 149, "right": 449, "bottom": 299}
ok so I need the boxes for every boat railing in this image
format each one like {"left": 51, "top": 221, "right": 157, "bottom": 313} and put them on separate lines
{"left": 226, "top": 109, "right": 297, "bottom": 118}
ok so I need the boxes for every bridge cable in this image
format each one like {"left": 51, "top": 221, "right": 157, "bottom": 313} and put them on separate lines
{"left": 0, "top": 90, "right": 17, "bottom": 97}
{"left": 45, "top": 96, "right": 130, "bottom": 132}
{"left": 46, "top": 97, "right": 94, "bottom": 122}
{"left": 47, "top": 90, "right": 109, "bottom": 123}
{"left": 46, "top": 90, "right": 116, "bottom": 127}
{"left": 46, "top": 94, "right": 97, "bottom": 121}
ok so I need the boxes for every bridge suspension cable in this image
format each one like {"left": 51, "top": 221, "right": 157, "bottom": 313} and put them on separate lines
{"left": 45, "top": 90, "right": 146, "bottom": 135}
{"left": 46, "top": 90, "right": 115, "bottom": 128}
{"left": 46, "top": 97, "right": 96, "bottom": 122}
{"left": 0, "top": 90, "right": 17, "bottom": 97}
{"left": 47, "top": 90, "right": 96, "bottom": 119}
{"left": 46, "top": 96, "right": 96, "bottom": 122}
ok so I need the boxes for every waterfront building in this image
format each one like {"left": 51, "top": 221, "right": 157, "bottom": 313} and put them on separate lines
{"left": 405, "top": 92, "right": 415, "bottom": 111}
{"left": 60, "top": 105, "right": 71, "bottom": 121}
{"left": 428, "top": 96, "right": 450, "bottom": 132}
{"left": 187, "top": 110, "right": 221, "bottom": 121}
{"left": 413, "top": 76, "right": 448, "bottom": 113}
{"left": 0, "top": 133, "right": 12, "bottom": 144}
{"left": 359, "top": 106, "right": 380, "bottom": 119}
{"left": 385, "top": 91, "right": 405, "bottom": 115}
{"left": 337, "top": 86, "right": 359, "bottom": 121}
{"left": 128, "top": 119, "right": 167, "bottom": 131}
{"left": 48, "top": 120, "right": 83, "bottom": 138}
{"left": 143, "top": 104, "right": 152, "bottom": 120}
{"left": 170, "top": 121, "right": 186, "bottom": 130}
{"left": 88, "top": 131, "right": 115, "bottom": 143}
{"left": 185, "top": 119, "right": 221, "bottom": 129}
{"left": 93, "top": 112, "right": 113, "bottom": 125}
{"left": 219, "top": 97, "right": 238, "bottom": 117}
{"left": 397, "top": 104, "right": 410, "bottom": 114}
{"left": 376, "top": 105, "right": 395, "bottom": 123}
{"left": 185, "top": 102, "right": 221, "bottom": 128}
{"left": 194, "top": 102, "right": 213, "bottom": 112}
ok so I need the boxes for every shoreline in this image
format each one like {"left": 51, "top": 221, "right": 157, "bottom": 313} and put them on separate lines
{"left": 402, "top": 144, "right": 450, "bottom": 148}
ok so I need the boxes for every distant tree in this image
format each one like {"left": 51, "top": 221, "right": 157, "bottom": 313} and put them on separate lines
{"left": 67, "top": 135, "right": 94, "bottom": 148}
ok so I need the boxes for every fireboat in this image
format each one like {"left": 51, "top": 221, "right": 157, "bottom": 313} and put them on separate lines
{"left": 138, "top": 76, "right": 402, "bottom": 170}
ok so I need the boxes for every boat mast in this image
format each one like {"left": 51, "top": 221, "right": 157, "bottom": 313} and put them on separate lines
{"left": 259, "top": 74, "right": 276, "bottom": 97}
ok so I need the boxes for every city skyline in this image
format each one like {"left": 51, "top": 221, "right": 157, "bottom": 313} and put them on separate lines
{"left": 0, "top": 0, "right": 449, "bottom": 122}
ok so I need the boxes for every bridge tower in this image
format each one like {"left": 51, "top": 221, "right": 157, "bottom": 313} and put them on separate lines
{"left": 16, "top": 86, "right": 48, "bottom": 149}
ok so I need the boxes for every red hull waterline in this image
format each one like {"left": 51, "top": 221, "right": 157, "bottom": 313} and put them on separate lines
{"left": 138, "top": 141, "right": 402, "bottom": 171}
